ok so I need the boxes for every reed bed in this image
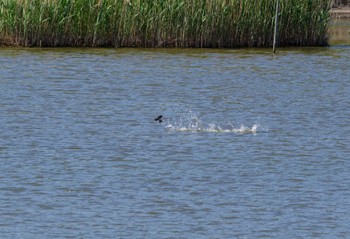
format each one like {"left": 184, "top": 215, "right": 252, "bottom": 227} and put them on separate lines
{"left": 0, "top": 0, "right": 331, "bottom": 47}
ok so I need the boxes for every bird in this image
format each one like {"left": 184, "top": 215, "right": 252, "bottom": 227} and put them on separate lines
{"left": 155, "top": 115, "right": 163, "bottom": 123}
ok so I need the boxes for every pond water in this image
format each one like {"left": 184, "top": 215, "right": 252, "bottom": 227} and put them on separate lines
{"left": 1, "top": 46, "right": 350, "bottom": 238}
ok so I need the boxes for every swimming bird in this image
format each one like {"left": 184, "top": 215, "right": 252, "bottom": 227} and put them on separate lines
{"left": 155, "top": 115, "right": 163, "bottom": 123}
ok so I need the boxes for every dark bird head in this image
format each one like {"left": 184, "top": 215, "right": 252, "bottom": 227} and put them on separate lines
{"left": 155, "top": 115, "right": 163, "bottom": 123}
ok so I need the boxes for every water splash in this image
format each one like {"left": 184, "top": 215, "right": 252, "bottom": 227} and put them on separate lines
{"left": 163, "top": 110, "right": 259, "bottom": 134}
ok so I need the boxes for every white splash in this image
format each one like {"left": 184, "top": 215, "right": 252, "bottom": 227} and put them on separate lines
{"left": 164, "top": 110, "right": 259, "bottom": 134}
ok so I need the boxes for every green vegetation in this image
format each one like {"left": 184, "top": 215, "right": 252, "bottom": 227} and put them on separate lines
{"left": 0, "top": 0, "right": 331, "bottom": 47}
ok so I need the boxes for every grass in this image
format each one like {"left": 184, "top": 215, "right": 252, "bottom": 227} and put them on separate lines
{"left": 0, "top": 0, "right": 332, "bottom": 47}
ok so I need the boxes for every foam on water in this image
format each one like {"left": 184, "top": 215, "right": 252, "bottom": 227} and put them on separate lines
{"left": 163, "top": 110, "right": 259, "bottom": 134}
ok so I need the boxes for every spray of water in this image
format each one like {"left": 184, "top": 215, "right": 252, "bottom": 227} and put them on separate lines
{"left": 163, "top": 110, "right": 259, "bottom": 134}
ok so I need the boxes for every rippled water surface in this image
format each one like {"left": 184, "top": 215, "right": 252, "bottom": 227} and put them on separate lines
{"left": 1, "top": 47, "right": 350, "bottom": 238}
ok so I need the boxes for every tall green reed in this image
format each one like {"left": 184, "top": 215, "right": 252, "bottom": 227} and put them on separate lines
{"left": 0, "top": 0, "right": 331, "bottom": 47}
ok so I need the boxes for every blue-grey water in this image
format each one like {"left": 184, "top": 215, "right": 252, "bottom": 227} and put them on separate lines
{"left": 1, "top": 47, "right": 350, "bottom": 238}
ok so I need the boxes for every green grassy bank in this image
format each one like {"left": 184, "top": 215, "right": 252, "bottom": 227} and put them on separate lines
{"left": 0, "top": 0, "right": 331, "bottom": 47}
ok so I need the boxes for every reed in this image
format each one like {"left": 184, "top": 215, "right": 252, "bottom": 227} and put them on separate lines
{"left": 0, "top": 0, "right": 331, "bottom": 47}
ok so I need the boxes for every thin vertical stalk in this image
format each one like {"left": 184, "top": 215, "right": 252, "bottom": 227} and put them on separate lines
{"left": 273, "top": 0, "right": 279, "bottom": 54}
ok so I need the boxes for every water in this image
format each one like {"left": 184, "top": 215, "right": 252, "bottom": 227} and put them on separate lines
{"left": 1, "top": 47, "right": 350, "bottom": 238}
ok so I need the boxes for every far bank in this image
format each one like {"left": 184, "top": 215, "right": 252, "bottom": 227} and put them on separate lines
{"left": 331, "top": 7, "right": 350, "bottom": 18}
